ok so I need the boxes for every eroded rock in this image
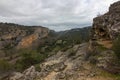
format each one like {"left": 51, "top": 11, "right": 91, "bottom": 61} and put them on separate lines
{"left": 92, "top": 1, "right": 120, "bottom": 40}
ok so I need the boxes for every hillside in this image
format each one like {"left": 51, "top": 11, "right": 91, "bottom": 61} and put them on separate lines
{"left": 0, "top": 23, "right": 91, "bottom": 79}
{"left": 0, "top": 23, "right": 50, "bottom": 49}
{"left": 57, "top": 27, "right": 91, "bottom": 43}
{"left": 0, "top": 1, "right": 120, "bottom": 80}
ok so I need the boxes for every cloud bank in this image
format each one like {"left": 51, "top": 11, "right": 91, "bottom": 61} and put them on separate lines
{"left": 0, "top": 0, "right": 119, "bottom": 31}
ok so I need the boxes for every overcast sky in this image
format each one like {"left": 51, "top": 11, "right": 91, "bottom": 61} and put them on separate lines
{"left": 0, "top": 0, "right": 119, "bottom": 31}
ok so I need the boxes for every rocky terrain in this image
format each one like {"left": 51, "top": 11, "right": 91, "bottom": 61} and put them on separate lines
{"left": 0, "top": 1, "right": 120, "bottom": 80}
{"left": 91, "top": 1, "right": 120, "bottom": 73}
{"left": 92, "top": 1, "right": 120, "bottom": 40}
{"left": 9, "top": 43, "right": 119, "bottom": 80}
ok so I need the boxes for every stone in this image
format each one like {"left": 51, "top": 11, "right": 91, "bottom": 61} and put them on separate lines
{"left": 55, "top": 72, "right": 66, "bottom": 79}
{"left": 53, "top": 62, "right": 67, "bottom": 72}
{"left": 9, "top": 72, "right": 23, "bottom": 80}
{"left": 92, "top": 1, "right": 120, "bottom": 40}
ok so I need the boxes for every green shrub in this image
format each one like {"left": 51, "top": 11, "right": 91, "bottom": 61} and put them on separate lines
{"left": 61, "top": 46, "right": 70, "bottom": 52}
{"left": 15, "top": 50, "right": 47, "bottom": 71}
{"left": 113, "top": 35, "right": 120, "bottom": 61}
{"left": 68, "top": 49, "right": 76, "bottom": 57}
{"left": 35, "top": 64, "right": 41, "bottom": 72}
{"left": 0, "top": 59, "right": 13, "bottom": 73}
{"left": 53, "top": 46, "right": 61, "bottom": 52}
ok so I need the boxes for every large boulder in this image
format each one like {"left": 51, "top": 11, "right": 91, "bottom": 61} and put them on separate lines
{"left": 92, "top": 1, "right": 120, "bottom": 40}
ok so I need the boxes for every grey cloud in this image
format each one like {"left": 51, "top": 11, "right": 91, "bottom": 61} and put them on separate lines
{"left": 0, "top": 0, "right": 119, "bottom": 31}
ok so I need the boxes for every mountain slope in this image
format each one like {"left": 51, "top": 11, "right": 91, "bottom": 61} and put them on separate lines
{"left": 57, "top": 27, "right": 91, "bottom": 43}
{"left": 8, "top": 1, "right": 120, "bottom": 80}
{"left": 0, "top": 23, "right": 50, "bottom": 49}
{"left": 1, "top": 1, "right": 120, "bottom": 80}
{"left": 0, "top": 23, "right": 91, "bottom": 79}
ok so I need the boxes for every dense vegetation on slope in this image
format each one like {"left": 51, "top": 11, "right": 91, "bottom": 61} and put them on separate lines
{"left": 57, "top": 27, "right": 91, "bottom": 44}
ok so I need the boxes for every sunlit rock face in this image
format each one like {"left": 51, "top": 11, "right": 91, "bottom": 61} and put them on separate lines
{"left": 17, "top": 27, "right": 49, "bottom": 49}
{"left": 92, "top": 1, "right": 120, "bottom": 40}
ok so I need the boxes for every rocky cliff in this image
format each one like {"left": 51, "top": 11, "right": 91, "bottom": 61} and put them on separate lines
{"left": 90, "top": 1, "right": 120, "bottom": 73}
{"left": 0, "top": 23, "right": 49, "bottom": 49}
{"left": 92, "top": 1, "right": 120, "bottom": 40}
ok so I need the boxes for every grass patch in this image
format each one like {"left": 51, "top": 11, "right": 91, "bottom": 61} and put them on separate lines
{"left": 97, "top": 44, "right": 108, "bottom": 52}
{"left": 100, "top": 69, "right": 120, "bottom": 80}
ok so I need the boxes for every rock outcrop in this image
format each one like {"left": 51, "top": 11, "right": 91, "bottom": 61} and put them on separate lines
{"left": 0, "top": 23, "right": 49, "bottom": 49}
{"left": 92, "top": 1, "right": 120, "bottom": 40}
{"left": 90, "top": 1, "right": 120, "bottom": 74}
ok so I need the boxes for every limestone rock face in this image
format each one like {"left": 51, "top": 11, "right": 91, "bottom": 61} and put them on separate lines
{"left": 17, "top": 27, "right": 49, "bottom": 49}
{"left": 92, "top": 1, "right": 120, "bottom": 40}
{"left": 0, "top": 23, "right": 49, "bottom": 49}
